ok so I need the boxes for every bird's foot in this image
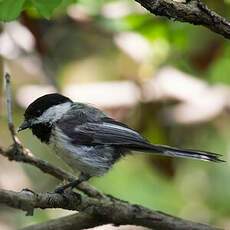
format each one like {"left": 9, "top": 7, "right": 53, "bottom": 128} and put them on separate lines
{"left": 54, "top": 186, "right": 66, "bottom": 194}
{"left": 54, "top": 173, "right": 90, "bottom": 194}
{"left": 54, "top": 180, "right": 80, "bottom": 194}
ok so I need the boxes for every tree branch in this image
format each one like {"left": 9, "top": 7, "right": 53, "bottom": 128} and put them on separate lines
{"left": 0, "top": 188, "right": 221, "bottom": 230}
{"left": 0, "top": 145, "right": 103, "bottom": 199}
{"left": 135, "top": 0, "right": 230, "bottom": 39}
{"left": 4, "top": 73, "right": 20, "bottom": 145}
{"left": 0, "top": 72, "right": 223, "bottom": 229}
{"left": 21, "top": 213, "right": 105, "bottom": 230}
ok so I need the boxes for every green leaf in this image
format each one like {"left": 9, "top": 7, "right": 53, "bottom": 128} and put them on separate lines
{"left": 60, "top": 0, "right": 78, "bottom": 7}
{"left": 32, "top": 0, "right": 62, "bottom": 18}
{"left": 0, "top": 0, "right": 26, "bottom": 21}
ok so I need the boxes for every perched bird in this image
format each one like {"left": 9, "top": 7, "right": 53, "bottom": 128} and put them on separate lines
{"left": 18, "top": 93, "right": 223, "bottom": 192}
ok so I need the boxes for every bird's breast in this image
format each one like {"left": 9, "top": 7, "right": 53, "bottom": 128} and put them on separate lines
{"left": 49, "top": 127, "right": 115, "bottom": 176}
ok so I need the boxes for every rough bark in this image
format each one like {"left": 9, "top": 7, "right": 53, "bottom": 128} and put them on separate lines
{"left": 0, "top": 189, "right": 221, "bottom": 230}
{"left": 135, "top": 0, "right": 230, "bottom": 39}
{"left": 21, "top": 213, "right": 105, "bottom": 230}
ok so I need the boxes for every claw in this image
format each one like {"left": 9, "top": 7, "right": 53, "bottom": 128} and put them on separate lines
{"left": 54, "top": 173, "right": 90, "bottom": 194}
{"left": 54, "top": 186, "right": 66, "bottom": 194}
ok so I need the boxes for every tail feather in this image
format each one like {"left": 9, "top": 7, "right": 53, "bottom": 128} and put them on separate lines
{"left": 132, "top": 143, "right": 224, "bottom": 162}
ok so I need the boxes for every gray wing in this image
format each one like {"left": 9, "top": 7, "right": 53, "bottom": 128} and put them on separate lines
{"left": 74, "top": 120, "right": 149, "bottom": 146}
{"left": 57, "top": 103, "right": 152, "bottom": 149}
{"left": 58, "top": 105, "right": 150, "bottom": 148}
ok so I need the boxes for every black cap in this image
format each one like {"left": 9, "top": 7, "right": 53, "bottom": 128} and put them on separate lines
{"left": 24, "top": 93, "right": 72, "bottom": 120}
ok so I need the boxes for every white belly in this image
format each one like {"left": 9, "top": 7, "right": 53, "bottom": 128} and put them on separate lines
{"left": 49, "top": 129, "right": 111, "bottom": 176}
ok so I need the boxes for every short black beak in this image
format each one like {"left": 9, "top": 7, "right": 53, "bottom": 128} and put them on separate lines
{"left": 18, "top": 120, "right": 30, "bottom": 132}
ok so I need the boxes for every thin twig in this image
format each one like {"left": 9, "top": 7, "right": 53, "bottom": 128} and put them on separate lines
{"left": 0, "top": 145, "right": 104, "bottom": 198}
{"left": 4, "top": 73, "right": 21, "bottom": 146}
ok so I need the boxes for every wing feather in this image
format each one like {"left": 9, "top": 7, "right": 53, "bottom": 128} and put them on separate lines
{"left": 57, "top": 105, "right": 150, "bottom": 147}
{"left": 69, "top": 121, "right": 149, "bottom": 147}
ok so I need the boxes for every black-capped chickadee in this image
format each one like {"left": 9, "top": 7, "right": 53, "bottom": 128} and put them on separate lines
{"left": 18, "top": 93, "right": 223, "bottom": 192}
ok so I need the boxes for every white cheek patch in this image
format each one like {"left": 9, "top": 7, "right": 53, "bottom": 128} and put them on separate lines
{"left": 35, "top": 102, "right": 72, "bottom": 124}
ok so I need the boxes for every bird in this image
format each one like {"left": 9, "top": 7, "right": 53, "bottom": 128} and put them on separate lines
{"left": 18, "top": 93, "right": 223, "bottom": 192}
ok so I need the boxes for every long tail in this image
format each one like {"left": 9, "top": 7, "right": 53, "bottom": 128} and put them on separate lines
{"left": 132, "top": 143, "right": 224, "bottom": 162}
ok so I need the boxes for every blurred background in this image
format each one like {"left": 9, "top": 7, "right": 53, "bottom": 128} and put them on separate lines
{"left": 0, "top": 0, "right": 230, "bottom": 229}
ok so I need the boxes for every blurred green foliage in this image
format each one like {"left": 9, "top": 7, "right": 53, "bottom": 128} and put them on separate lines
{"left": 0, "top": 0, "right": 25, "bottom": 21}
{"left": 0, "top": 0, "right": 78, "bottom": 20}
